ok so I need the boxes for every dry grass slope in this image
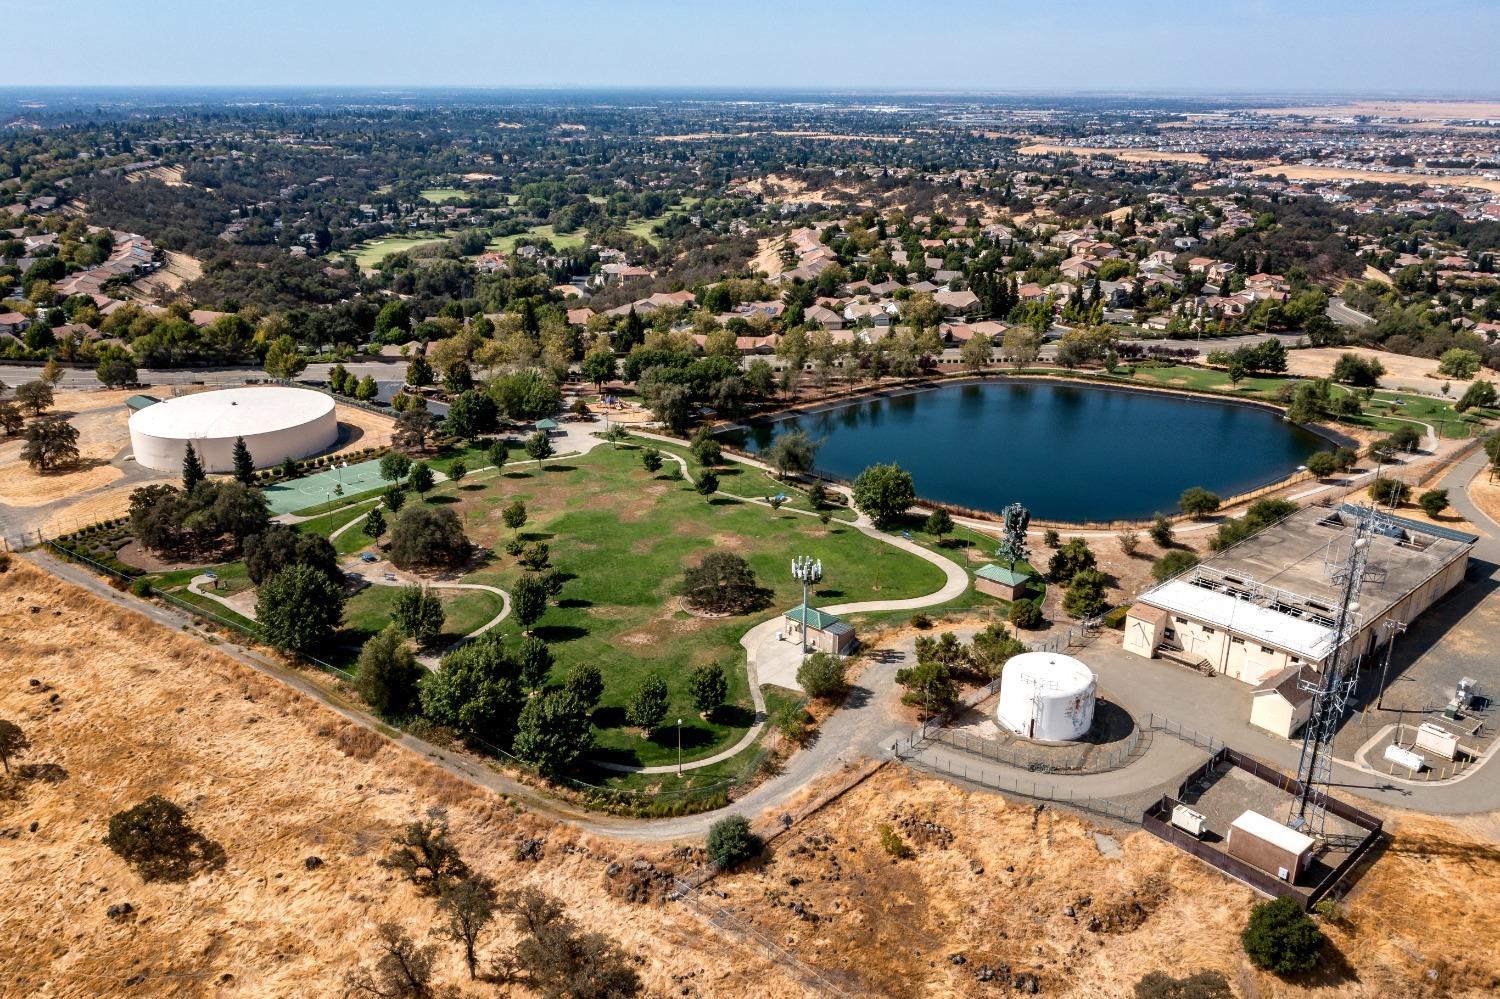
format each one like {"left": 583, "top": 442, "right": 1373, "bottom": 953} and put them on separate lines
{"left": 2, "top": 557, "right": 1500, "bottom": 998}
{"left": 0, "top": 560, "right": 798, "bottom": 998}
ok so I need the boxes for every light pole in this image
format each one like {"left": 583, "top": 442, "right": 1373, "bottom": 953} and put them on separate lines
{"left": 676, "top": 718, "right": 683, "bottom": 777}
{"left": 791, "top": 556, "right": 822, "bottom": 655}
{"left": 1375, "top": 618, "right": 1407, "bottom": 711}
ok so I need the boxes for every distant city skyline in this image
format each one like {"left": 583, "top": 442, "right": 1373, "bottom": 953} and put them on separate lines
{"left": 5, "top": 0, "right": 1500, "bottom": 95}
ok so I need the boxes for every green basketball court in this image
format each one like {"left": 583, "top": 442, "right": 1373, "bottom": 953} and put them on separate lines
{"left": 263, "top": 457, "right": 388, "bottom": 515}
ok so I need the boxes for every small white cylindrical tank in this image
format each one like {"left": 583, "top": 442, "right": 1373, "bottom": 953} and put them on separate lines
{"left": 996, "top": 651, "right": 1097, "bottom": 742}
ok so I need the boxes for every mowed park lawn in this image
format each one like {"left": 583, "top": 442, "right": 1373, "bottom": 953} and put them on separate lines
{"left": 1117, "top": 364, "right": 1497, "bottom": 437}
{"left": 351, "top": 232, "right": 455, "bottom": 269}
{"left": 397, "top": 441, "right": 946, "bottom": 768}
{"left": 419, "top": 187, "right": 466, "bottom": 203}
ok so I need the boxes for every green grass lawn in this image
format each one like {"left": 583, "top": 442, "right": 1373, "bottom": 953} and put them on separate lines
{"left": 420, "top": 187, "right": 466, "bottom": 203}
{"left": 96, "top": 439, "right": 945, "bottom": 780}
{"left": 626, "top": 435, "right": 857, "bottom": 521}
{"left": 430, "top": 443, "right": 945, "bottom": 767}
{"left": 1114, "top": 364, "right": 1494, "bottom": 438}
{"left": 351, "top": 232, "right": 454, "bottom": 269}
{"left": 486, "top": 225, "right": 587, "bottom": 254}
{"left": 335, "top": 583, "right": 504, "bottom": 658}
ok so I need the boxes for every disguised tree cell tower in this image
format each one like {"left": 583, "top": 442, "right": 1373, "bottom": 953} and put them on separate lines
{"left": 997, "top": 502, "right": 1031, "bottom": 574}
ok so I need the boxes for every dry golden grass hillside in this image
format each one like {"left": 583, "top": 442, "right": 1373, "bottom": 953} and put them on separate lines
{"left": 0, "top": 559, "right": 798, "bottom": 998}
{"left": 2, "top": 557, "right": 1499, "bottom": 998}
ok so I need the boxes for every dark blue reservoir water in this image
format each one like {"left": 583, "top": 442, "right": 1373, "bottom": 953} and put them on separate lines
{"left": 726, "top": 381, "right": 1325, "bottom": 523}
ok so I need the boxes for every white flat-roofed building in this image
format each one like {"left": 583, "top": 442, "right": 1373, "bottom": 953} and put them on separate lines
{"left": 1124, "top": 505, "right": 1474, "bottom": 690}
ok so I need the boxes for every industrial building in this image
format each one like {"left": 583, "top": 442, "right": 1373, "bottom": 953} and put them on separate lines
{"left": 128, "top": 386, "right": 339, "bottom": 474}
{"left": 1124, "top": 505, "right": 1475, "bottom": 735}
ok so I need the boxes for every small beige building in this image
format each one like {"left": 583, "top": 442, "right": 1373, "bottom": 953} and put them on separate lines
{"left": 783, "top": 605, "right": 857, "bottom": 656}
{"left": 1249, "top": 665, "right": 1315, "bottom": 739}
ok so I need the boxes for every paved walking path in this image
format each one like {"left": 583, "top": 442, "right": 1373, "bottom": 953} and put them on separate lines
{"left": 187, "top": 561, "right": 512, "bottom": 671}
{"left": 593, "top": 432, "right": 971, "bottom": 774}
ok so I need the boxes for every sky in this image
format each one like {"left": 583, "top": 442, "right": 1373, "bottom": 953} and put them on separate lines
{"left": 5, "top": 0, "right": 1500, "bottom": 95}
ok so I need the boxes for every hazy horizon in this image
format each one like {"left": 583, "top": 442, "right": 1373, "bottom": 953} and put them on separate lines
{"left": 5, "top": 0, "right": 1500, "bottom": 94}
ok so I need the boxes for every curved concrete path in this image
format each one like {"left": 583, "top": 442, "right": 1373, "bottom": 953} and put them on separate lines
{"left": 591, "top": 432, "right": 971, "bottom": 775}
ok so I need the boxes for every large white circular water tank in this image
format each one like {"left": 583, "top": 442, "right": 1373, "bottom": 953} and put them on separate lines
{"left": 129, "top": 386, "right": 338, "bottom": 474}
{"left": 996, "top": 651, "right": 1097, "bottom": 742}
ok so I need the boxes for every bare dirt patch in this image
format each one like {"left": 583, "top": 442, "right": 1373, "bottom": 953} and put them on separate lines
{"left": 132, "top": 250, "right": 202, "bottom": 298}
{"left": 1468, "top": 472, "right": 1500, "bottom": 532}
{"left": 1251, "top": 164, "right": 1500, "bottom": 194}
{"left": 1287, "top": 346, "right": 1475, "bottom": 396}
{"left": 328, "top": 403, "right": 395, "bottom": 455}
{"left": 0, "top": 389, "right": 136, "bottom": 506}
{"left": 1018, "top": 142, "right": 1212, "bottom": 165}
{"left": 1249, "top": 100, "right": 1500, "bottom": 121}
{"left": 0, "top": 559, "right": 798, "bottom": 998}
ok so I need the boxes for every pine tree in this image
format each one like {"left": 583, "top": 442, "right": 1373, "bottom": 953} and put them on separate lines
{"left": 182, "top": 441, "right": 205, "bottom": 491}
{"left": 231, "top": 437, "right": 255, "bottom": 485}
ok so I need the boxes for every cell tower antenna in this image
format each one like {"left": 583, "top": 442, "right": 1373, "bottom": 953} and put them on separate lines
{"left": 1288, "top": 504, "right": 1375, "bottom": 839}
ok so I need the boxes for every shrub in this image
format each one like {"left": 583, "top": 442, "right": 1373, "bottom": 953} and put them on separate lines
{"left": 682, "top": 551, "right": 764, "bottom": 615}
{"left": 1418, "top": 488, "right": 1449, "bottom": 518}
{"left": 909, "top": 612, "right": 933, "bottom": 629}
{"left": 104, "top": 795, "right": 225, "bottom": 882}
{"left": 706, "top": 815, "right": 761, "bottom": 869}
{"left": 1063, "top": 568, "right": 1110, "bottom": 619}
{"left": 1043, "top": 529, "right": 1060, "bottom": 548}
{"left": 1179, "top": 486, "right": 1221, "bottom": 518}
{"left": 1149, "top": 515, "right": 1174, "bottom": 547}
{"left": 1008, "top": 598, "right": 1043, "bottom": 629}
{"left": 389, "top": 505, "right": 470, "bottom": 569}
{"left": 878, "top": 823, "right": 913, "bottom": 860}
{"left": 1048, "top": 538, "right": 1096, "bottom": 583}
{"left": 1305, "top": 451, "right": 1337, "bottom": 478}
{"left": 129, "top": 577, "right": 153, "bottom": 597}
{"left": 1117, "top": 530, "right": 1140, "bottom": 556}
{"left": 1153, "top": 549, "right": 1200, "bottom": 582}
{"left": 1369, "top": 477, "right": 1410, "bottom": 506}
{"left": 797, "top": 651, "right": 847, "bottom": 700}
{"left": 851, "top": 462, "right": 915, "bottom": 528}
{"left": 1132, "top": 969, "right": 1233, "bottom": 999}
{"left": 772, "top": 699, "right": 807, "bottom": 744}
{"left": 1241, "top": 896, "right": 1324, "bottom": 975}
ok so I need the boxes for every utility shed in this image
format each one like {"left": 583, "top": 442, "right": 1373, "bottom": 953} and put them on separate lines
{"left": 124, "top": 394, "right": 160, "bottom": 413}
{"left": 1227, "top": 810, "right": 1314, "bottom": 883}
{"left": 1249, "top": 665, "right": 1315, "bottom": 739}
{"left": 975, "top": 564, "right": 1029, "bottom": 601}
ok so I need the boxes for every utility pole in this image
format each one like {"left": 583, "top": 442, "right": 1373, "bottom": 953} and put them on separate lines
{"left": 1375, "top": 618, "right": 1407, "bottom": 711}
{"left": 676, "top": 718, "right": 683, "bottom": 777}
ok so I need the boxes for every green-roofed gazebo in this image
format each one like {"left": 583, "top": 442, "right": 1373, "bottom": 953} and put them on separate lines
{"left": 535, "top": 418, "right": 559, "bottom": 432}
{"left": 975, "top": 563, "right": 1030, "bottom": 601}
